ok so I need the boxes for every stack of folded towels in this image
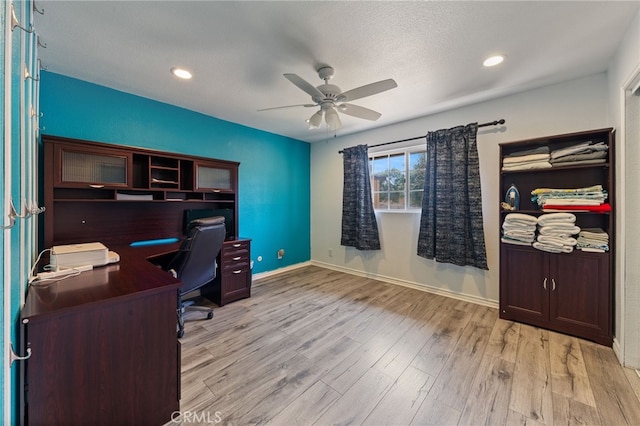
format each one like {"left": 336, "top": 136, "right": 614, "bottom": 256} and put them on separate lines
{"left": 502, "top": 146, "right": 551, "bottom": 171}
{"left": 577, "top": 228, "right": 609, "bottom": 252}
{"left": 550, "top": 140, "right": 608, "bottom": 167}
{"left": 501, "top": 213, "right": 538, "bottom": 246}
{"left": 531, "top": 184, "right": 609, "bottom": 212}
{"left": 533, "top": 213, "right": 580, "bottom": 253}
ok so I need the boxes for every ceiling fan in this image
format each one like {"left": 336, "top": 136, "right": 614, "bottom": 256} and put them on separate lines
{"left": 259, "top": 66, "right": 397, "bottom": 130}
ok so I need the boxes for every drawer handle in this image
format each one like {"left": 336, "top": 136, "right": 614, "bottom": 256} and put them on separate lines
{"left": 232, "top": 243, "right": 241, "bottom": 248}
{"left": 543, "top": 278, "right": 547, "bottom": 290}
{"left": 89, "top": 184, "right": 105, "bottom": 189}
{"left": 212, "top": 189, "right": 221, "bottom": 193}
{"left": 552, "top": 278, "right": 556, "bottom": 291}
{"left": 232, "top": 270, "right": 242, "bottom": 274}
{"left": 232, "top": 256, "right": 241, "bottom": 261}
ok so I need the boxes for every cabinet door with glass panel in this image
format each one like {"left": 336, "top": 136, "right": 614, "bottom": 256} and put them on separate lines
{"left": 54, "top": 143, "right": 132, "bottom": 188}
{"left": 369, "top": 148, "right": 426, "bottom": 211}
{"left": 194, "top": 160, "right": 238, "bottom": 192}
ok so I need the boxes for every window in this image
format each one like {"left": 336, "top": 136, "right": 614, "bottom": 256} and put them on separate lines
{"left": 369, "top": 147, "right": 426, "bottom": 211}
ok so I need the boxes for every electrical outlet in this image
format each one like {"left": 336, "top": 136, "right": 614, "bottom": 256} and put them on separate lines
{"left": 328, "top": 248, "right": 333, "bottom": 257}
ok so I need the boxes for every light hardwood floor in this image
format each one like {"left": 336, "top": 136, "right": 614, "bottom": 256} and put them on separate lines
{"left": 173, "top": 265, "right": 640, "bottom": 426}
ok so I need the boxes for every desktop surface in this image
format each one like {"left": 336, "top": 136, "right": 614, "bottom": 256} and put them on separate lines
{"left": 22, "top": 242, "right": 182, "bottom": 319}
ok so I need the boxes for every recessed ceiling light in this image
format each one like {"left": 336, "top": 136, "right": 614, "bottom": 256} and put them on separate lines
{"left": 483, "top": 55, "right": 505, "bottom": 67}
{"left": 171, "top": 67, "right": 192, "bottom": 79}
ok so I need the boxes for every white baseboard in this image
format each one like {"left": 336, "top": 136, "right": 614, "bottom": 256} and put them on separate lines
{"left": 613, "top": 337, "right": 622, "bottom": 364}
{"left": 252, "top": 261, "right": 312, "bottom": 285}
{"left": 308, "top": 260, "right": 498, "bottom": 309}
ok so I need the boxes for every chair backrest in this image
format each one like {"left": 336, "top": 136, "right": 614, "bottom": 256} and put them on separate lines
{"left": 166, "top": 216, "right": 226, "bottom": 294}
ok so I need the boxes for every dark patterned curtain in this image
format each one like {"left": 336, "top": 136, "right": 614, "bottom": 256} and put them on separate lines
{"left": 341, "top": 145, "right": 381, "bottom": 250}
{"left": 417, "top": 123, "right": 488, "bottom": 269}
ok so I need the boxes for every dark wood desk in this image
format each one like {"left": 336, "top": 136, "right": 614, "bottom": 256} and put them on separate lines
{"left": 21, "top": 243, "right": 182, "bottom": 426}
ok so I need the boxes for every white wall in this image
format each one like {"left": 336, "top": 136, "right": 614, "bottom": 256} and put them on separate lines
{"left": 608, "top": 10, "right": 640, "bottom": 368}
{"left": 311, "top": 73, "right": 609, "bottom": 306}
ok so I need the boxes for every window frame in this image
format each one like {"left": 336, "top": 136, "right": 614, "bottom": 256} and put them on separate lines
{"left": 369, "top": 144, "right": 426, "bottom": 213}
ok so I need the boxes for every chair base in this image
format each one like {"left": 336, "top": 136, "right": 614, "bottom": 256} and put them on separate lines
{"left": 177, "top": 299, "right": 214, "bottom": 338}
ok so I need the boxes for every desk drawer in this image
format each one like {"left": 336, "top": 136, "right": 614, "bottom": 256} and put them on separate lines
{"left": 222, "top": 260, "right": 250, "bottom": 274}
{"left": 221, "top": 240, "right": 250, "bottom": 273}
{"left": 222, "top": 241, "right": 250, "bottom": 257}
{"left": 209, "top": 239, "right": 251, "bottom": 306}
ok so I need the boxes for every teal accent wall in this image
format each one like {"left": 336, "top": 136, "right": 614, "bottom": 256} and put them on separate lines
{"left": 39, "top": 72, "right": 311, "bottom": 273}
{"left": 0, "top": 4, "right": 6, "bottom": 421}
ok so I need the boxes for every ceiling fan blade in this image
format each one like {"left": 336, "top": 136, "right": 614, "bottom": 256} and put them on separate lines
{"left": 283, "top": 73, "right": 325, "bottom": 101}
{"left": 257, "top": 104, "right": 316, "bottom": 112}
{"left": 338, "top": 103, "right": 382, "bottom": 121}
{"left": 339, "top": 79, "right": 398, "bottom": 102}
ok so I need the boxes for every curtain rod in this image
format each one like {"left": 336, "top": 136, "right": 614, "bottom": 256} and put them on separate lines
{"left": 338, "top": 119, "right": 505, "bottom": 154}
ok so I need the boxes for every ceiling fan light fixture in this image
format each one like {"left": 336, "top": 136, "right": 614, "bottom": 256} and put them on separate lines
{"left": 307, "top": 110, "right": 323, "bottom": 129}
{"left": 325, "top": 107, "right": 341, "bottom": 129}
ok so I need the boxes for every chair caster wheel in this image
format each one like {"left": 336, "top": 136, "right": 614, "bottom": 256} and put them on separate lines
{"left": 206, "top": 312, "right": 214, "bottom": 320}
{"left": 177, "top": 329, "right": 184, "bottom": 338}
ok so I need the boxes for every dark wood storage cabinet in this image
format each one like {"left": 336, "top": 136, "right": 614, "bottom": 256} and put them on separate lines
{"left": 499, "top": 128, "right": 614, "bottom": 346}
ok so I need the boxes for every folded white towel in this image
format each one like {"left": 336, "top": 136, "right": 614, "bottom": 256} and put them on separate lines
{"left": 502, "top": 153, "right": 551, "bottom": 165}
{"left": 533, "top": 241, "right": 574, "bottom": 253}
{"left": 502, "top": 161, "right": 552, "bottom": 171}
{"left": 504, "top": 213, "right": 538, "bottom": 225}
{"left": 538, "top": 225, "right": 581, "bottom": 236}
{"left": 502, "top": 223, "right": 537, "bottom": 232}
{"left": 537, "top": 213, "right": 576, "bottom": 226}
{"left": 550, "top": 141, "right": 607, "bottom": 160}
{"left": 578, "top": 247, "right": 605, "bottom": 253}
{"left": 504, "top": 230, "right": 536, "bottom": 238}
{"left": 501, "top": 237, "right": 532, "bottom": 246}
{"left": 538, "top": 235, "right": 577, "bottom": 246}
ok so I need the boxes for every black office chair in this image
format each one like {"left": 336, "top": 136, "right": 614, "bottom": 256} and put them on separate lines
{"left": 164, "top": 216, "right": 226, "bottom": 338}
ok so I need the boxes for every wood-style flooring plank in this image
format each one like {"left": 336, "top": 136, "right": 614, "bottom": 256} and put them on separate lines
{"left": 314, "top": 367, "right": 395, "bottom": 426}
{"left": 409, "top": 298, "right": 477, "bottom": 377}
{"left": 509, "top": 325, "right": 553, "bottom": 424}
{"left": 364, "top": 365, "right": 434, "bottom": 426}
{"left": 457, "top": 356, "right": 514, "bottom": 426}
{"left": 429, "top": 305, "right": 497, "bottom": 412}
{"left": 551, "top": 392, "right": 601, "bottom": 425}
{"left": 580, "top": 340, "right": 640, "bottom": 425}
{"left": 265, "top": 380, "right": 341, "bottom": 426}
{"left": 548, "top": 332, "right": 596, "bottom": 407}
{"left": 410, "top": 395, "right": 462, "bottom": 425}
{"left": 170, "top": 265, "right": 640, "bottom": 426}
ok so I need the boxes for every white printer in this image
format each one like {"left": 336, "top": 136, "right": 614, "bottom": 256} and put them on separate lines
{"left": 50, "top": 242, "right": 119, "bottom": 269}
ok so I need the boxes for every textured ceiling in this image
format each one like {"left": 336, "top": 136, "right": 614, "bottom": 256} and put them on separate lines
{"left": 34, "top": 1, "right": 639, "bottom": 143}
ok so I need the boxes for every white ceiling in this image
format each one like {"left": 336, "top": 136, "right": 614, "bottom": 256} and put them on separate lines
{"left": 34, "top": 1, "right": 639, "bottom": 143}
